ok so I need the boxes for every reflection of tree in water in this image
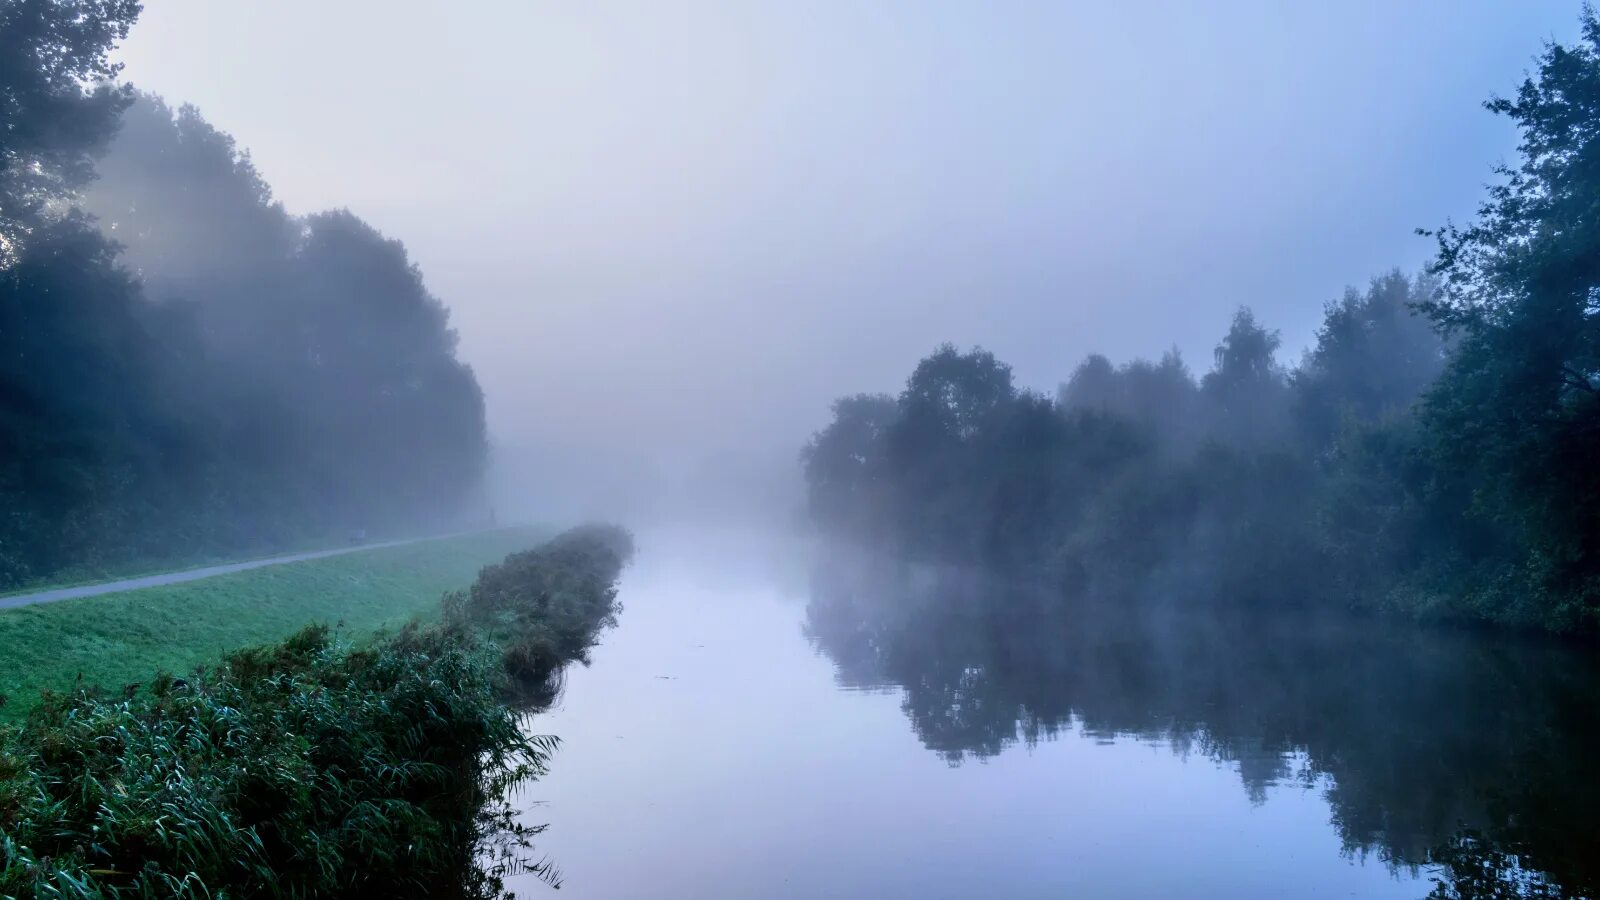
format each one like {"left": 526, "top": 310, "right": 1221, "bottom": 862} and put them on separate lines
{"left": 803, "top": 558, "right": 1600, "bottom": 899}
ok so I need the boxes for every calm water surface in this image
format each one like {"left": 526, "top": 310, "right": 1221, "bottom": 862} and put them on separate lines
{"left": 507, "top": 533, "right": 1599, "bottom": 898}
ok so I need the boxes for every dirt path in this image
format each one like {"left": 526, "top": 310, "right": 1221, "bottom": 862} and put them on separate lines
{"left": 0, "top": 533, "right": 474, "bottom": 610}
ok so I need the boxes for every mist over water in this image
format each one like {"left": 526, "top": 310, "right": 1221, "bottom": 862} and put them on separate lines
{"left": 508, "top": 532, "right": 1600, "bottom": 899}
{"left": 8, "top": 1, "right": 1600, "bottom": 896}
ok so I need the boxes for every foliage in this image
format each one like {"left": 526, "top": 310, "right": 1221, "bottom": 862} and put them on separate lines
{"left": 0, "top": 14, "right": 488, "bottom": 588}
{"left": 0, "top": 218, "right": 203, "bottom": 583}
{"left": 1200, "top": 307, "right": 1292, "bottom": 450}
{"left": 804, "top": 9, "right": 1600, "bottom": 632}
{"left": 0, "top": 0, "right": 139, "bottom": 262}
{"left": 446, "top": 524, "right": 635, "bottom": 707}
{"left": 1059, "top": 349, "right": 1200, "bottom": 451}
{"left": 1294, "top": 271, "right": 1447, "bottom": 450}
{"left": 804, "top": 306, "right": 1334, "bottom": 608}
{"left": 804, "top": 9, "right": 1600, "bottom": 639}
{"left": 1416, "top": 9, "right": 1600, "bottom": 632}
{"left": 800, "top": 393, "right": 898, "bottom": 538}
{"left": 0, "top": 528, "right": 543, "bottom": 721}
{"left": 0, "top": 525, "right": 631, "bottom": 897}
{"left": 803, "top": 272, "right": 1490, "bottom": 622}
{"left": 0, "top": 0, "right": 175, "bottom": 585}
{"left": 81, "top": 94, "right": 490, "bottom": 536}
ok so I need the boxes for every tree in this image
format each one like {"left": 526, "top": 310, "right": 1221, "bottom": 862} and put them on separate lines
{"left": 0, "top": 25, "right": 490, "bottom": 583}
{"left": 1059, "top": 354, "right": 1118, "bottom": 412}
{"left": 0, "top": 0, "right": 140, "bottom": 263}
{"left": 81, "top": 98, "right": 490, "bottom": 538}
{"left": 895, "top": 344, "right": 1016, "bottom": 445}
{"left": 288, "top": 209, "right": 487, "bottom": 524}
{"left": 0, "top": 216, "right": 202, "bottom": 581}
{"left": 1060, "top": 348, "right": 1200, "bottom": 451}
{"left": 1202, "top": 307, "right": 1290, "bottom": 448}
{"left": 0, "top": 1, "right": 188, "bottom": 584}
{"left": 1420, "top": 10, "right": 1600, "bottom": 630}
{"left": 802, "top": 393, "right": 898, "bottom": 536}
{"left": 884, "top": 345, "right": 1017, "bottom": 557}
{"left": 82, "top": 93, "right": 297, "bottom": 292}
{"left": 1294, "top": 271, "right": 1447, "bottom": 450}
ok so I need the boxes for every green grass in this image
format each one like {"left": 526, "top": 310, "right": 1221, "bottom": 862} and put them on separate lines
{"left": 0, "top": 525, "right": 632, "bottom": 896}
{"left": 0, "top": 527, "right": 440, "bottom": 598}
{"left": 0, "top": 527, "right": 543, "bottom": 719}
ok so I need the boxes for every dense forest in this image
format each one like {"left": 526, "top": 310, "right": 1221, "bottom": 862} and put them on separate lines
{"left": 805, "top": 15, "right": 1600, "bottom": 636}
{"left": 0, "top": 0, "right": 486, "bottom": 588}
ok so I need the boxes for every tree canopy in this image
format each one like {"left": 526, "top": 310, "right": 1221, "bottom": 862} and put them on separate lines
{"left": 804, "top": 13, "right": 1600, "bottom": 638}
{"left": 802, "top": 262, "right": 1576, "bottom": 631}
{"left": 0, "top": 0, "right": 138, "bottom": 262}
{"left": 1417, "top": 10, "right": 1600, "bottom": 628}
{"left": 0, "top": 7, "right": 488, "bottom": 587}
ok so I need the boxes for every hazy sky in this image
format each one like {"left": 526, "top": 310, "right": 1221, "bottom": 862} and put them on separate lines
{"left": 113, "top": 1, "right": 1579, "bottom": 487}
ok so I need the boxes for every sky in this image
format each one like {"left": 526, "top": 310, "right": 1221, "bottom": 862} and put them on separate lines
{"left": 112, "top": 1, "right": 1582, "bottom": 516}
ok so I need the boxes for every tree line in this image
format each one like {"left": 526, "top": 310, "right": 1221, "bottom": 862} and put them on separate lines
{"left": 1, "top": 0, "right": 487, "bottom": 587}
{"left": 804, "top": 11, "right": 1600, "bottom": 636}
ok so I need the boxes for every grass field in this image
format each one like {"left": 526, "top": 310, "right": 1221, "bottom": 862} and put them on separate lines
{"left": 0, "top": 527, "right": 447, "bottom": 598}
{"left": 0, "top": 527, "right": 543, "bottom": 720}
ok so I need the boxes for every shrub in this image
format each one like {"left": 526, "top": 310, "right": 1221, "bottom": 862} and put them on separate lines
{"left": 446, "top": 524, "right": 634, "bottom": 707}
{"left": 0, "top": 524, "right": 632, "bottom": 897}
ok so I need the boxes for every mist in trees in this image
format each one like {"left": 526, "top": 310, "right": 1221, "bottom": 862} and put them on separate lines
{"left": 803, "top": 272, "right": 1465, "bottom": 624}
{"left": 805, "top": 13, "right": 1600, "bottom": 637}
{"left": 82, "top": 93, "right": 488, "bottom": 533}
{"left": 0, "top": 2, "right": 486, "bottom": 587}
{"left": 6, "top": 0, "right": 1599, "bottom": 636}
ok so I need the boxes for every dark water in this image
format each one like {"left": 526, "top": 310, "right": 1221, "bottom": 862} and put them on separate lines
{"left": 509, "top": 535, "right": 1600, "bottom": 899}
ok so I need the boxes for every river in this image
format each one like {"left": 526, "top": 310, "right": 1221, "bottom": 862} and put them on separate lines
{"left": 505, "top": 531, "right": 1598, "bottom": 898}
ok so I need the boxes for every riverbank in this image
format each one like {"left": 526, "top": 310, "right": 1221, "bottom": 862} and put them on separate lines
{"left": 0, "top": 525, "right": 632, "bottom": 897}
{"left": 0, "top": 528, "right": 543, "bottom": 720}
{"left": 0, "top": 523, "right": 501, "bottom": 600}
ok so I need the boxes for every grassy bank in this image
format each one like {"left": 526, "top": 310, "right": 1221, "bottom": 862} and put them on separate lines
{"left": 0, "top": 528, "right": 542, "bottom": 719}
{"left": 0, "top": 525, "right": 634, "bottom": 898}
{"left": 0, "top": 527, "right": 482, "bottom": 600}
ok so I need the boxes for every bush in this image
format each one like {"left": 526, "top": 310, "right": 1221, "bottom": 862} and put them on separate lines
{"left": 446, "top": 524, "right": 634, "bottom": 707}
{"left": 0, "top": 524, "right": 632, "bottom": 897}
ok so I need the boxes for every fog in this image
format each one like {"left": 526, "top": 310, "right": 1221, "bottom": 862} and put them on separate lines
{"left": 12, "top": 4, "right": 1600, "bottom": 892}
{"left": 105, "top": 1, "right": 1578, "bottom": 523}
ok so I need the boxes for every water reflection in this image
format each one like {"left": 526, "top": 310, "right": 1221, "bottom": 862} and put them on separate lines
{"left": 804, "top": 556, "right": 1600, "bottom": 899}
